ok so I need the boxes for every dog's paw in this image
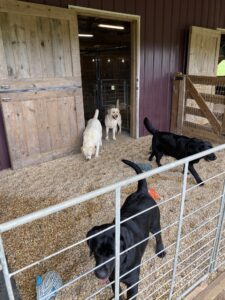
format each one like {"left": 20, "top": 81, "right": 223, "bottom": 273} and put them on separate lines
{"left": 105, "top": 136, "right": 109, "bottom": 140}
{"left": 156, "top": 244, "right": 166, "bottom": 258}
{"left": 113, "top": 137, "right": 116, "bottom": 141}
{"left": 199, "top": 182, "right": 204, "bottom": 187}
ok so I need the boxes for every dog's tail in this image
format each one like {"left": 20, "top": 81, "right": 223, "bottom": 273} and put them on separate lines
{"left": 93, "top": 109, "right": 99, "bottom": 119}
{"left": 144, "top": 117, "right": 158, "bottom": 135}
{"left": 116, "top": 99, "right": 119, "bottom": 109}
{"left": 122, "top": 159, "right": 148, "bottom": 192}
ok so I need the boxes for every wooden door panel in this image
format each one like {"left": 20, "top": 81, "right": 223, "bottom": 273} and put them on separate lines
{"left": 1, "top": 89, "right": 81, "bottom": 169}
{"left": 186, "top": 26, "right": 221, "bottom": 125}
{"left": 0, "top": 1, "right": 84, "bottom": 169}
{"left": 187, "top": 26, "right": 221, "bottom": 76}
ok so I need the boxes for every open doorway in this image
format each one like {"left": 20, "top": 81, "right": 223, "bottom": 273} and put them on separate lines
{"left": 69, "top": 5, "right": 140, "bottom": 138}
{"left": 78, "top": 16, "right": 131, "bottom": 134}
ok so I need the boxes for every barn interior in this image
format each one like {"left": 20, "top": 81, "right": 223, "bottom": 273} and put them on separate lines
{"left": 78, "top": 16, "right": 131, "bottom": 132}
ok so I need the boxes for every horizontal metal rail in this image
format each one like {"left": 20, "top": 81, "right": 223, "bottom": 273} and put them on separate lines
{"left": 154, "top": 288, "right": 171, "bottom": 300}
{"left": 186, "top": 170, "right": 225, "bottom": 192}
{"left": 10, "top": 218, "right": 177, "bottom": 287}
{"left": 144, "top": 277, "right": 172, "bottom": 300}
{"left": 177, "top": 273, "right": 209, "bottom": 300}
{"left": 218, "top": 236, "right": 225, "bottom": 244}
{"left": 183, "top": 195, "right": 222, "bottom": 221}
{"left": 119, "top": 241, "right": 176, "bottom": 284}
{"left": 10, "top": 202, "right": 219, "bottom": 279}
{"left": 215, "top": 257, "right": 225, "bottom": 270}
{"left": 218, "top": 243, "right": 225, "bottom": 253}
{"left": 174, "top": 259, "right": 210, "bottom": 294}
{"left": 176, "top": 248, "right": 212, "bottom": 277}
{"left": 129, "top": 267, "right": 173, "bottom": 300}
{"left": 1, "top": 143, "right": 225, "bottom": 300}
{"left": 180, "top": 214, "right": 220, "bottom": 242}
{"left": 1, "top": 143, "right": 224, "bottom": 233}
{"left": 179, "top": 227, "right": 217, "bottom": 256}
{"left": 175, "top": 265, "right": 209, "bottom": 298}
{"left": 120, "top": 256, "right": 174, "bottom": 297}
{"left": 85, "top": 279, "right": 114, "bottom": 300}
{"left": 177, "top": 238, "right": 215, "bottom": 268}
{"left": 120, "top": 192, "right": 181, "bottom": 225}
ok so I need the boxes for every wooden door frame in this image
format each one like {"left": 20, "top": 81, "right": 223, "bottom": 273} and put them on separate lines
{"left": 69, "top": 5, "right": 140, "bottom": 138}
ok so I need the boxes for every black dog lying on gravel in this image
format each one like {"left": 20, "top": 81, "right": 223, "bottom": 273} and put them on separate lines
{"left": 144, "top": 117, "right": 217, "bottom": 185}
{"left": 86, "top": 159, "right": 166, "bottom": 299}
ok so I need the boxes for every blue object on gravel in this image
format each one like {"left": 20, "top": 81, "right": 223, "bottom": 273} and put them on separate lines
{"left": 36, "top": 271, "right": 63, "bottom": 300}
{"left": 135, "top": 162, "right": 152, "bottom": 172}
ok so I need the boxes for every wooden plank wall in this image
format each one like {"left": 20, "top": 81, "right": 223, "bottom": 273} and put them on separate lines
{"left": 0, "top": 12, "right": 74, "bottom": 80}
{"left": 1, "top": 88, "right": 82, "bottom": 169}
{"left": 0, "top": 3, "right": 84, "bottom": 169}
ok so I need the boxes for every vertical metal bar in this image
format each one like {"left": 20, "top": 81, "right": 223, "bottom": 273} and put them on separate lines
{"left": 169, "top": 161, "right": 189, "bottom": 300}
{"left": 209, "top": 180, "right": 225, "bottom": 272}
{"left": 0, "top": 235, "right": 15, "bottom": 300}
{"left": 115, "top": 187, "right": 121, "bottom": 299}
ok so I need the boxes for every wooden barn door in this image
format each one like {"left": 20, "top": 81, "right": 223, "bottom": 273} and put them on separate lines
{"left": 186, "top": 26, "right": 221, "bottom": 125}
{"left": 0, "top": 1, "right": 84, "bottom": 169}
{"left": 187, "top": 26, "right": 221, "bottom": 77}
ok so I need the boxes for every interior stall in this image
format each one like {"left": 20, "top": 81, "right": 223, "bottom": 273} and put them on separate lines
{"left": 78, "top": 16, "right": 131, "bottom": 132}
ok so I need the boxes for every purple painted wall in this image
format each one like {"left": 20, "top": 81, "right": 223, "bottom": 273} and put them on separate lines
{"left": 0, "top": 0, "right": 225, "bottom": 169}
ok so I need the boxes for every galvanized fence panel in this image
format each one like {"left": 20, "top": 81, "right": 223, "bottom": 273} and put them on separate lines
{"left": 0, "top": 144, "right": 225, "bottom": 300}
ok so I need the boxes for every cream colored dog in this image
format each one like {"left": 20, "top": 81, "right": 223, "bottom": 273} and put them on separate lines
{"left": 105, "top": 100, "right": 122, "bottom": 140}
{"left": 81, "top": 109, "right": 102, "bottom": 160}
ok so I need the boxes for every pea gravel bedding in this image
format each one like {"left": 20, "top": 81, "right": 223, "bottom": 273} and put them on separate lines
{"left": 0, "top": 134, "right": 225, "bottom": 300}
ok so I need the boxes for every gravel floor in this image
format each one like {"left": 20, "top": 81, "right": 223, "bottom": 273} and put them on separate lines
{"left": 0, "top": 134, "right": 225, "bottom": 300}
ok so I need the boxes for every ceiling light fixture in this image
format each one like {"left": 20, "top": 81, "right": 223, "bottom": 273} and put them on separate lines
{"left": 78, "top": 34, "right": 94, "bottom": 37}
{"left": 98, "top": 24, "right": 124, "bottom": 30}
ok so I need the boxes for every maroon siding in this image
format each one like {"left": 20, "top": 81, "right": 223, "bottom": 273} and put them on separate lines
{"left": 1, "top": 0, "right": 225, "bottom": 169}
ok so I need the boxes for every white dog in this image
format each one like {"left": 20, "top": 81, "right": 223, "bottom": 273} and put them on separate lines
{"left": 81, "top": 109, "right": 102, "bottom": 160}
{"left": 105, "top": 100, "right": 122, "bottom": 140}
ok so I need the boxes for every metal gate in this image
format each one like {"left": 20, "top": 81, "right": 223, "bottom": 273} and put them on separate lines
{"left": 80, "top": 51, "right": 130, "bottom": 130}
{"left": 0, "top": 144, "right": 225, "bottom": 299}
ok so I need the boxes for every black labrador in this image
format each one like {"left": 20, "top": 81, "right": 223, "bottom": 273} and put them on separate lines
{"left": 86, "top": 159, "right": 166, "bottom": 299}
{"left": 144, "top": 117, "right": 217, "bottom": 185}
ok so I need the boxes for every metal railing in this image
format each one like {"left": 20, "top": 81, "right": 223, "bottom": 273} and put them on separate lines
{"left": 0, "top": 144, "right": 225, "bottom": 299}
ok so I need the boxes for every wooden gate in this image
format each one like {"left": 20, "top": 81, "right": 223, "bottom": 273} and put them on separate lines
{"left": 0, "top": 0, "right": 84, "bottom": 169}
{"left": 171, "top": 73, "right": 225, "bottom": 144}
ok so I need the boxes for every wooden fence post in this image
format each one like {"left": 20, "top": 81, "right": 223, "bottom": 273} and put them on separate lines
{"left": 170, "top": 73, "right": 186, "bottom": 134}
{"left": 222, "top": 110, "right": 225, "bottom": 135}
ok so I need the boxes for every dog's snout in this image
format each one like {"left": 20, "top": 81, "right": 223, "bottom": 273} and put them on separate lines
{"left": 95, "top": 268, "right": 108, "bottom": 280}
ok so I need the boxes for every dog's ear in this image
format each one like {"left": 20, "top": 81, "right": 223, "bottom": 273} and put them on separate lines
{"left": 120, "top": 226, "right": 134, "bottom": 251}
{"left": 86, "top": 226, "right": 100, "bottom": 256}
{"left": 86, "top": 224, "right": 111, "bottom": 256}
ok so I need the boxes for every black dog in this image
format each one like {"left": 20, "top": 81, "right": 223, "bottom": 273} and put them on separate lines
{"left": 144, "top": 117, "right": 217, "bottom": 185}
{"left": 86, "top": 160, "right": 166, "bottom": 299}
